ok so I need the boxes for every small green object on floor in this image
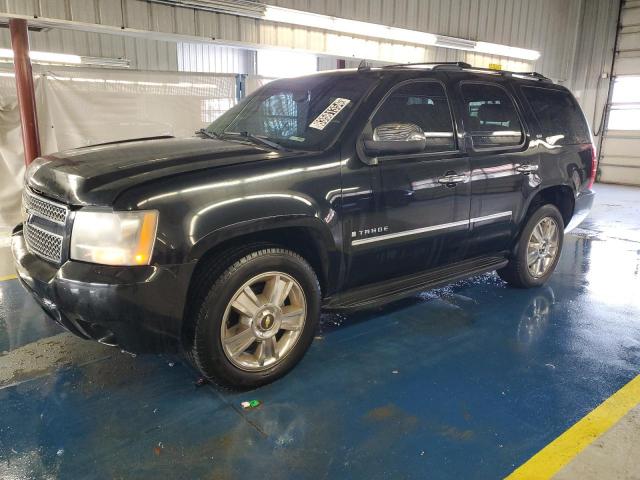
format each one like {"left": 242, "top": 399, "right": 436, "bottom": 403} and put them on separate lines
{"left": 241, "top": 400, "right": 261, "bottom": 409}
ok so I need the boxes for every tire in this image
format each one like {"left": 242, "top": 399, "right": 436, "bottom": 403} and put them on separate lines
{"left": 498, "top": 204, "right": 564, "bottom": 288}
{"left": 188, "top": 247, "right": 320, "bottom": 389}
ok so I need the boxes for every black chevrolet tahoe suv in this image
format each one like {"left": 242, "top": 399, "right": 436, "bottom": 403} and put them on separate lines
{"left": 12, "top": 63, "right": 596, "bottom": 388}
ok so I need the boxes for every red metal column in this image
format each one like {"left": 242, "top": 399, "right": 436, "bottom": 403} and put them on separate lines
{"left": 9, "top": 18, "right": 41, "bottom": 165}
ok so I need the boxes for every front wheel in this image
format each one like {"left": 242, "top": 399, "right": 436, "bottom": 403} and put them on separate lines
{"left": 189, "top": 247, "right": 320, "bottom": 389}
{"left": 498, "top": 204, "right": 564, "bottom": 288}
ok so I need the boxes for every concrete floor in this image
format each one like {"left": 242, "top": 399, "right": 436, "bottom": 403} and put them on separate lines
{"left": 0, "top": 183, "right": 639, "bottom": 479}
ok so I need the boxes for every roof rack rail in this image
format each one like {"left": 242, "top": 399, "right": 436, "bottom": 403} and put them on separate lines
{"left": 460, "top": 66, "right": 551, "bottom": 82}
{"left": 432, "top": 62, "right": 473, "bottom": 70}
{"left": 381, "top": 61, "right": 472, "bottom": 69}
{"left": 513, "top": 71, "right": 551, "bottom": 81}
{"left": 379, "top": 61, "right": 552, "bottom": 82}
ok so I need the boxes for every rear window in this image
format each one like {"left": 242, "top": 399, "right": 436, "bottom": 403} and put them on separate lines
{"left": 522, "top": 86, "right": 591, "bottom": 145}
{"left": 460, "top": 83, "right": 524, "bottom": 149}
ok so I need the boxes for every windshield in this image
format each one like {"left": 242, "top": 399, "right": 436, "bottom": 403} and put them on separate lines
{"left": 206, "top": 74, "right": 376, "bottom": 151}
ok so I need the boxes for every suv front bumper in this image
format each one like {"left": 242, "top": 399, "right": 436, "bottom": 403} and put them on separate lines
{"left": 11, "top": 225, "right": 195, "bottom": 353}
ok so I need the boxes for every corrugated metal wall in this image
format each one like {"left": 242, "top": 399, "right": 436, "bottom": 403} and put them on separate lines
{"left": 0, "top": 29, "right": 256, "bottom": 74}
{"left": 568, "top": 0, "right": 620, "bottom": 136}
{"left": 265, "top": 0, "right": 582, "bottom": 81}
{"left": 0, "top": 0, "right": 585, "bottom": 81}
{"left": 177, "top": 43, "right": 252, "bottom": 73}
{"left": 0, "top": 28, "right": 179, "bottom": 71}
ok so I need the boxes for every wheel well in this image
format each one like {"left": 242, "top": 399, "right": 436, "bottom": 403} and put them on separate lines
{"left": 181, "top": 227, "right": 330, "bottom": 351}
{"left": 190, "top": 227, "right": 329, "bottom": 298}
{"left": 526, "top": 186, "right": 575, "bottom": 226}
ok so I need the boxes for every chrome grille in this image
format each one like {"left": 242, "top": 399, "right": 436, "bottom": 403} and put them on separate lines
{"left": 22, "top": 188, "right": 70, "bottom": 264}
{"left": 23, "top": 190, "right": 68, "bottom": 224}
{"left": 24, "top": 222, "right": 64, "bottom": 263}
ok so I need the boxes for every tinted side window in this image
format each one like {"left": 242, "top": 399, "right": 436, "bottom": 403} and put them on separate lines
{"left": 522, "top": 87, "right": 590, "bottom": 145}
{"left": 372, "top": 82, "right": 456, "bottom": 153}
{"left": 461, "top": 83, "right": 523, "bottom": 148}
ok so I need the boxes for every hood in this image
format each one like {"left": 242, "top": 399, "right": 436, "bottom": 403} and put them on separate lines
{"left": 27, "top": 137, "right": 286, "bottom": 205}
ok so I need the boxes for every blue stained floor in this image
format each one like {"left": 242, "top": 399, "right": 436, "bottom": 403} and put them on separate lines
{"left": 1, "top": 184, "right": 639, "bottom": 479}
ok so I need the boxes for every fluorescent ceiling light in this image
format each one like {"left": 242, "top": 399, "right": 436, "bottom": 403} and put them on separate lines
{"left": 474, "top": 42, "right": 540, "bottom": 61}
{"left": 0, "top": 48, "right": 81, "bottom": 64}
{"left": 262, "top": 5, "right": 540, "bottom": 61}
{"left": 31, "top": 51, "right": 81, "bottom": 64}
{"left": 263, "top": 6, "right": 437, "bottom": 47}
{"left": 435, "top": 36, "right": 476, "bottom": 50}
{"left": 0, "top": 48, "right": 130, "bottom": 68}
{"left": 80, "top": 56, "right": 130, "bottom": 68}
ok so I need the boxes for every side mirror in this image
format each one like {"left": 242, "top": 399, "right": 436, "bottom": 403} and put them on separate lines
{"left": 363, "top": 123, "right": 426, "bottom": 156}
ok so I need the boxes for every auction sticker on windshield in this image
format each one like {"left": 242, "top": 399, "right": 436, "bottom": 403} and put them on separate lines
{"left": 309, "top": 98, "right": 351, "bottom": 130}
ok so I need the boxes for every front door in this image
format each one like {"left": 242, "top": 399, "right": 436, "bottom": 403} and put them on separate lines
{"left": 343, "top": 80, "right": 471, "bottom": 289}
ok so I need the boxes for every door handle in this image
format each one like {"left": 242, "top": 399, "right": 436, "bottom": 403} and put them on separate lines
{"left": 438, "top": 174, "right": 467, "bottom": 185}
{"left": 516, "top": 164, "right": 539, "bottom": 174}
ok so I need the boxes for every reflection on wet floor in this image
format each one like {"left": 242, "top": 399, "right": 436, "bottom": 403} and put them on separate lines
{"left": 1, "top": 215, "right": 640, "bottom": 478}
{"left": 0, "top": 280, "right": 63, "bottom": 354}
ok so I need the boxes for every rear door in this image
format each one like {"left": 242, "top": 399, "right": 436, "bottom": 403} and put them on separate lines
{"left": 343, "top": 79, "right": 471, "bottom": 288}
{"left": 453, "top": 80, "right": 538, "bottom": 257}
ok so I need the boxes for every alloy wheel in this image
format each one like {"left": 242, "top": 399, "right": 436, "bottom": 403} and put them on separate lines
{"left": 220, "top": 271, "right": 307, "bottom": 371}
{"left": 527, "top": 216, "right": 560, "bottom": 278}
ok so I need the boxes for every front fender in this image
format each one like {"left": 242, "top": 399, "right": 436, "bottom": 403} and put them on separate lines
{"left": 188, "top": 213, "right": 338, "bottom": 262}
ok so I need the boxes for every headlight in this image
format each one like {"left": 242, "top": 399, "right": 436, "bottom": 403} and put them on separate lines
{"left": 70, "top": 210, "right": 158, "bottom": 266}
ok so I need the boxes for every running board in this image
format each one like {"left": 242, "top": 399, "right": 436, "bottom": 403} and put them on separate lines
{"left": 322, "top": 256, "right": 508, "bottom": 312}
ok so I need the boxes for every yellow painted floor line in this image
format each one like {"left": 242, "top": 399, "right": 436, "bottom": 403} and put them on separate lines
{"left": 506, "top": 374, "right": 640, "bottom": 479}
{"left": 0, "top": 274, "right": 17, "bottom": 282}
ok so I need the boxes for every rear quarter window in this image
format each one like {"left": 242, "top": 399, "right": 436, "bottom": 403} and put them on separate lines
{"left": 521, "top": 86, "right": 591, "bottom": 145}
{"left": 460, "top": 83, "right": 524, "bottom": 149}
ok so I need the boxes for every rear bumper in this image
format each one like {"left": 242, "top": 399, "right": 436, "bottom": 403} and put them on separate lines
{"left": 565, "top": 190, "right": 595, "bottom": 233}
{"left": 11, "top": 225, "right": 195, "bottom": 353}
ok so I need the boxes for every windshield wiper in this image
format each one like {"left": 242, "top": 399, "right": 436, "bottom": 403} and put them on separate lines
{"left": 232, "top": 131, "right": 285, "bottom": 151}
{"left": 195, "top": 128, "right": 220, "bottom": 140}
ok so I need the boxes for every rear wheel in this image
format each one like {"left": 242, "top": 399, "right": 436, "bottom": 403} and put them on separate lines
{"left": 188, "top": 247, "right": 320, "bottom": 389}
{"left": 498, "top": 204, "right": 564, "bottom": 288}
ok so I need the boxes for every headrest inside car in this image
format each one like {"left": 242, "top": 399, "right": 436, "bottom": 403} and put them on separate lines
{"left": 478, "top": 103, "right": 512, "bottom": 123}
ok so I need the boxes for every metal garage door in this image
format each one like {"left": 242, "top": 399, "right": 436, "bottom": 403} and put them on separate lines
{"left": 601, "top": 0, "right": 640, "bottom": 186}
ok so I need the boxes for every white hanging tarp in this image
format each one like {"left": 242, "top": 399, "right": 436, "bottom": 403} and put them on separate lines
{"left": 0, "top": 72, "right": 28, "bottom": 229}
{"left": 0, "top": 67, "right": 237, "bottom": 229}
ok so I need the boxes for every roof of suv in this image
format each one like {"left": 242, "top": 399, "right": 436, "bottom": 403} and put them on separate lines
{"left": 304, "top": 62, "right": 558, "bottom": 88}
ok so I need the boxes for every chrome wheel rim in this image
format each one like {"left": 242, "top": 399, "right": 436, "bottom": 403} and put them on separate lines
{"left": 220, "top": 271, "right": 307, "bottom": 372}
{"left": 527, "top": 216, "right": 560, "bottom": 278}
